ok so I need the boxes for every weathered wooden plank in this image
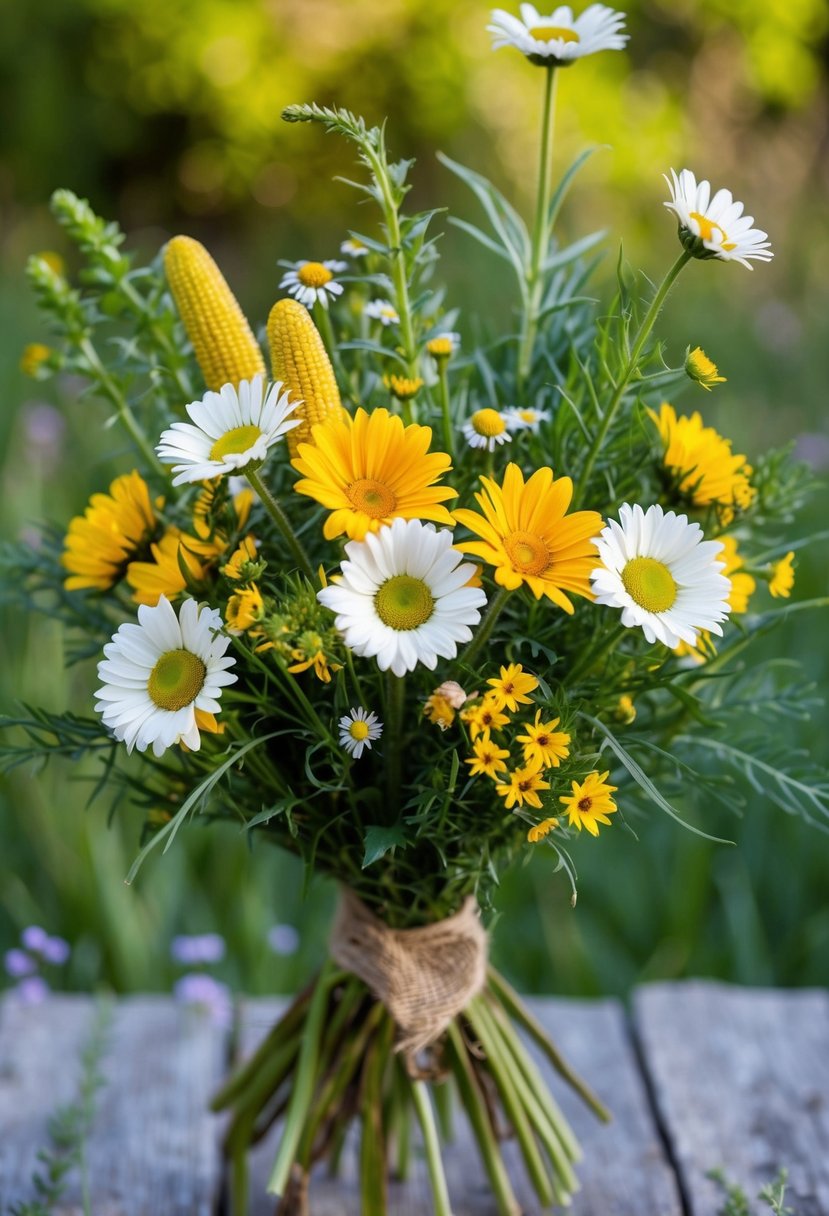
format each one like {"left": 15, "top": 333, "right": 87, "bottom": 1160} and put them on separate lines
{"left": 239, "top": 995, "right": 682, "bottom": 1215}
{"left": 634, "top": 980, "right": 829, "bottom": 1216}
{"left": 0, "top": 993, "right": 227, "bottom": 1215}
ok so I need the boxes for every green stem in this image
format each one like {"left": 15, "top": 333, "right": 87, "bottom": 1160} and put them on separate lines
{"left": 410, "top": 1078, "right": 453, "bottom": 1216}
{"left": 363, "top": 142, "right": 419, "bottom": 378}
{"left": 517, "top": 66, "right": 558, "bottom": 389}
{"left": 574, "top": 248, "right": 693, "bottom": 505}
{"left": 460, "top": 585, "right": 511, "bottom": 672}
{"left": 386, "top": 672, "right": 406, "bottom": 808}
{"left": 437, "top": 361, "right": 454, "bottom": 458}
{"left": 79, "top": 337, "right": 167, "bottom": 478}
{"left": 568, "top": 622, "right": 627, "bottom": 684}
{"left": 266, "top": 961, "right": 337, "bottom": 1196}
{"left": 245, "top": 467, "right": 315, "bottom": 581}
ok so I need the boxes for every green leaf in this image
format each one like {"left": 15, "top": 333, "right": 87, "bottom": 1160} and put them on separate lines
{"left": 362, "top": 821, "right": 407, "bottom": 868}
{"left": 547, "top": 145, "right": 608, "bottom": 232}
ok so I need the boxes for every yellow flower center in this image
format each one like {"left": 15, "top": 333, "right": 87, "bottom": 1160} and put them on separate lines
{"left": 375, "top": 575, "right": 434, "bottom": 631}
{"left": 518, "top": 777, "right": 535, "bottom": 792}
{"left": 528, "top": 24, "right": 579, "bottom": 43}
{"left": 147, "top": 649, "right": 206, "bottom": 711}
{"left": 578, "top": 796, "right": 592, "bottom": 813}
{"left": 347, "top": 478, "right": 397, "bottom": 518}
{"left": 688, "top": 212, "right": 736, "bottom": 252}
{"left": 621, "top": 557, "right": 677, "bottom": 613}
{"left": 298, "top": 261, "right": 333, "bottom": 288}
{"left": 536, "top": 733, "right": 550, "bottom": 747}
{"left": 210, "top": 424, "right": 263, "bottom": 461}
{"left": 349, "top": 720, "right": 370, "bottom": 741}
{"left": 427, "top": 337, "right": 453, "bottom": 357}
{"left": 504, "top": 529, "right": 550, "bottom": 576}
{"left": 519, "top": 410, "right": 537, "bottom": 422}
{"left": 472, "top": 408, "right": 506, "bottom": 437}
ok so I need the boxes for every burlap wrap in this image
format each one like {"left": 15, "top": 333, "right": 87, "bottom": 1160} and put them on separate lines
{"left": 329, "top": 889, "right": 488, "bottom": 1056}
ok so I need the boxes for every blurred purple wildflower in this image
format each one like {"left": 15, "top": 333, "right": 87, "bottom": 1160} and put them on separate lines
{"left": 267, "top": 924, "right": 300, "bottom": 956}
{"left": 14, "top": 975, "right": 51, "bottom": 1005}
{"left": 21, "top": 925, "right": 50, "bottom": 954}
{"left": 4, "top": 948, "right": 36, "bottom": 978}
{"left": 174, "top": 973, "right": 233, "bottom": 1028}
{"left": 170, "top": 933, "right": 226, "bottom": 965}
{"left": 41, "top": 935, "right": 71, "bottom": 965}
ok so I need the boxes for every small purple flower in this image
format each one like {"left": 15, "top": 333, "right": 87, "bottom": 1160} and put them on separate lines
{"left": 170, "top": 933, "right": 226, "bottom": 966}
{"left": 174, "top": 973, "right": 232, "bottom": 1028}
{"left": 14, "top": 976, "right": 51, "bottom": 1005}
{"left": 41, "top": 936, "right": 71, "bottom": 966}
{"left": 21, "top": 926, "right": 50, "bottom": 955}
{"left": 267, "top": 924, "right": 300, "bottom": 956}
{"left": 4, "top": 948, "right": 36, "bottom": 978}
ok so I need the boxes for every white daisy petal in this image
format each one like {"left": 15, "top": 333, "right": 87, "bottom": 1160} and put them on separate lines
{"left": 318, "top": 519, "right": 487, "bottom": 676}
{"left": 664, "top": 167, "right": 773, "bottom": 267}
{"left": 590, "top": 503, "right": 732, "bottom": 649}
{"left": 95, "top": 596, "right": 237, "bottom": 756}
{"left": 488, "top": 3, "right": 628, "bottom": 64}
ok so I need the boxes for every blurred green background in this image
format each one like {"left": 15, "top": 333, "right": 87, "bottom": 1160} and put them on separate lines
{"left": 2, "top": 0, "right": 828, "bottom": 1001}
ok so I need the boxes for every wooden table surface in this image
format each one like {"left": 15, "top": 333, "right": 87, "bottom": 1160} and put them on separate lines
{"left": 1, "top": 981, "right": 827, "bottom": 1215}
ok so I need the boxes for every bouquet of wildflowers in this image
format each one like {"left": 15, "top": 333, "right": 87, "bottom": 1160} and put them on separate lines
{"left": 7, "top": 4, "right": 828, "bottom": 1213}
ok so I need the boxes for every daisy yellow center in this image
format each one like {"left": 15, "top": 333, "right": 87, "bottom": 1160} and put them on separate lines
{"left": 298, "top": 261, "right": 333, "bottom": 288}
{"left": 147, "top": 649, "right": 206, "bottom": 711}
{"left": 375, "top": 575, "right": 434, "bottom": 631}
{"left": 621, "top": 557, "right": 677, "bottom": 613}
{"left": 578, "top": 797, "right": 592, "bottom": 813}
{"left": 529, "top": 24, "right": 579, "bottom": 42}
{"left": 472, "top": 408, "right": 506, "bottom": 438}
{"left": 347, "top": 478, "right": 397, "bottom": 517}
{"left": 349, "top": 720, "right": 370, "bottom": 741}
{"left": 689, "top": 211, "right": 736, "bottom": 252}
{"left": 519, "top": 777, "right": 535, "bottom": 792}
{"left": 519, "top": 410, "right": 537, "bottom": 422}
{"left": 504, "top": 530, "right": 550, "bottom": 576}
{"left": 210, "top": 424, "right": 263, "bottom": 461}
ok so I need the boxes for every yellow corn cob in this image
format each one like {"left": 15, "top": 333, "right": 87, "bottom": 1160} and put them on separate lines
{"left": 267, "top": 298, "right": 344, "bottom": 458}
{"left": 164, "top": 235, "right": 265, "bottom": 392}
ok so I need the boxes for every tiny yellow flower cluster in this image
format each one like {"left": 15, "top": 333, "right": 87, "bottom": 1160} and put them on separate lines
{"left": 245, "top": 580, "right": 343, "bottom": 684}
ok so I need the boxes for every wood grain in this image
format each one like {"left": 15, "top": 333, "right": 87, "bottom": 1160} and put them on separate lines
{"left": 634, "top": 980, "right": 829, "bottom": 1216}
{"left": 0, "top": 994, "right": 226, "bottom": 1215}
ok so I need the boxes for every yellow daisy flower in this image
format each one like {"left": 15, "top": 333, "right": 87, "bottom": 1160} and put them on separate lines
{"left": 461, "top": 695, "right": 511, "bottom": 740}
{"left": 63, "top": 471, "right": 157, "bottom": 591}
{"left": 486, "top": 663, "right": 538, "bottom": 712}
{"left": 651, "top": 404, "right": 755, "bottom": 519}
{"left": 769, "top": 551, "right": 795, "bottom": 598}
{"left": 292, "top": 407, "right": 456, "bottom": 541}
{"left": 384, "top": 374, "right": 424, "bottom": 401}
{"left": 527, "top": 817, "right": 559, "bottom": 844}
{"left": 226, "top": 585, "right": 265, "bottom": 633}
{"left": 685, "top": 346, "right": 726, "bottom": 391}
{"left": 423, "top": 693, "right": 456, "bottom": 731}
{"left": 516, "top": 710, "right": 571, "bottom": 769}
{"left": 454, "top": 463, "right": 603, "bottom": 611}
{"left": 127, "top": 527, "right": 220, "bottom": 606}
{"left": 559, "top": 771, "right": 618, "bottom": 836}
{"left": 465, "top": 736, "right": 510, "bottom": 780}
{"left": 496, "top": 763, "right": 550, "bottom": 810}
{"left": 221, "top": 535, "right": 260, "bottom": 582}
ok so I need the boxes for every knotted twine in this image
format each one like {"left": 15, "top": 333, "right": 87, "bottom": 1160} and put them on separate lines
{"left": 329, "top": 888, "right": 488, "bottom": 1057}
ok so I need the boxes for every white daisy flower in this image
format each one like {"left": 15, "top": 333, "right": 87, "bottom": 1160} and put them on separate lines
{"left": 156, "top": 375, "right": 299, "bottom": 485}
{"left": 279, "top": 259, "right": 348, "bottom": 309}
{"left": 590, "top": 503, "right": 732, "bottom": 649}
{"left": 462, "top": 408, "right": 512, "bottom": 453}
{"left": 488, "top": 4, "right": 628, "bottom": 66}
{"left": 338, "top": 706, "right": 383, "bottom": 759}
{"left": 364, "top": 299, "right": 400, "bottom": 326}
{"left": 426, "top": 331, "right": 461, "bottom": 359}
{"left": 503, "top": 406, "right": 551, "bottom": 433}
{"left": 318, "top": 518, "right": 487, "bottom": 677}
{"left": 664, "top": 169, "right": 773, "bottom": 269}
{"left": 341, "top": 238, "right": 369, "bottom": 258}
{"left": 95, "top": 596, "right": 237, "bottom": 757}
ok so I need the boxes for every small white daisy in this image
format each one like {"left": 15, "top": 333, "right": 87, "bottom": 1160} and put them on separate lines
{"left": 279, "top": 259, "right": 348, "bottom": 309}
{"left": 364, "top": 299, "right": 400, "bottom": 326}
{"left": 95, "top": 596, "right": 237, "bottom": 757}
{"left": 664, "top": 169, "right": 773, "bottom": 269}
{"left": 426, "top": 332, "right": 461, "bottom": 359}
{"left": 318, "top": 518, "right": 487, "bottom": 677}
{"left": 341, "top": 237, "right": 369, "bottom": 258}
{"left": 591, "top": 503, "right": 732, "bottom": 649}
{"left": 503, "top": 406, "right": 551, "bottom": 433}
{"left": 156, "top": 375, "right": 299, "bottom": 485}
{"left": 338, "top": 706, "right": 383, "bottom": 759}
{"left": 462, "top": 408, "right": 512, "bottom": 453}
{"left": 488, "top": 4, "right": 628, "bottom": 66}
